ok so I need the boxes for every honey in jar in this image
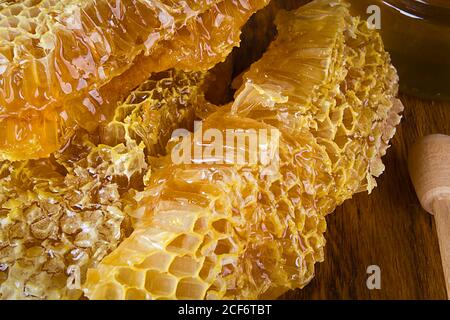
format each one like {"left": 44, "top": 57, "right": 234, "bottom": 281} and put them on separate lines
{"left": 350, "top": 0, "right": 450, "bottom": 100}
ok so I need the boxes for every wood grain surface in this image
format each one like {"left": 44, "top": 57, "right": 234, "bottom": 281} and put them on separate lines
{"left": 281, "top": 96, "right": 450, "bottom": 299}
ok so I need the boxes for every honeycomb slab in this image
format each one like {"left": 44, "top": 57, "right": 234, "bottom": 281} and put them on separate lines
{"left": 0, "top": 0, "right": 269, "bottom": 161}
{"left": 83, "top": 0, "right": 402, "bottom": 300}
{"left": 0, "top": 70, "right": 207, "bottom": 299}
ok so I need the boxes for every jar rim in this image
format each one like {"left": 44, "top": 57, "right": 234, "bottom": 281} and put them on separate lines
{"left": 384, "top": 0, "right": 450, "bottom": 25}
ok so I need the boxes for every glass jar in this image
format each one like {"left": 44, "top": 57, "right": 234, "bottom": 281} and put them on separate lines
{"left": 349, "top": 0, "right": 450, "bottom": 100}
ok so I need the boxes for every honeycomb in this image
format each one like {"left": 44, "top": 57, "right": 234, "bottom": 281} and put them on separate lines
{"left": 233, "top": 0, "right": 403, "bottom": 193}
{"left": 0, "top": 0, "right": 269, "bottom": 161}
{"left": 0, "top": 69, "right": 207, "bottom": 300}
{"left": 83, "top": 0, "right": 403, "bottom": 300}
{"left": 84, "top": 113, "right": 333, "bottom": 300}
{"left": 99, "top": 70, "right": 206, "bottom": 157}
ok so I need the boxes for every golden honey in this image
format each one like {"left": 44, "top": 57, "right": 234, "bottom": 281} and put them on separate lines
{"left": 0, "top": 0, "right": 269, "bottom": 161}
{"left": 0, "top": 70, "right": 207, "bottom": 300}
{"left": 0, "top": 0, "right": 404, "bottom": 300}
{"left": 84, "top": 0, "right": 402, "bottom": 300}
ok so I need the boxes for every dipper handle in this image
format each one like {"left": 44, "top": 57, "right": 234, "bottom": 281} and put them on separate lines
{"left": 433, "top": 199, "right": 450, "bottom": 297}
{"left": 408, "top": 134, "right": 450, "bottom": 299}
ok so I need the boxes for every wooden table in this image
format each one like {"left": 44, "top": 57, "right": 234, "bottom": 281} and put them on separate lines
{"left": 282, "top": 95, "right": 450, "bottom": 299}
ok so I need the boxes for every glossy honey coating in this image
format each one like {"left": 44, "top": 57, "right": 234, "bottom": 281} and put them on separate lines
{"left": 0, "top": 70, "right": 206, "bottom": 299}
{"left": 99, "top": 70, "right": 206, "bottom": 156}
{"left": 0, "top": 0, "right": 269, "bottom": 161}
{"left": 233, "top": 0, "right": 403, "bottom": 192}
{"left": 84, "top": 113, "right": 333, "bottom": 300}
{"left": 83, "top": 0, "right": 403, "bottom": 300}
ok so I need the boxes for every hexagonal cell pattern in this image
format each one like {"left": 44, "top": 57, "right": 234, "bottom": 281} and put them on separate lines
{"left": 0, "top": 0, "right": 269, "bottom": 160}
{"left": 0, "top": 70, "right": 206, "bottom": 300}
{"left": 84, "top": 0, "right": 401, "bottom": 300}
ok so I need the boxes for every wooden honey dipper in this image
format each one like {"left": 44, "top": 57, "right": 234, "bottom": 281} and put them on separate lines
{"left": 408, "top": 134, "right": 450, "bottom": 299}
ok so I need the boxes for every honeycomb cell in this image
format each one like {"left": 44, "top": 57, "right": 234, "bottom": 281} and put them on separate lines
{"left": 144, "top": 271, "right": 177, "bottom": 297}
{"left": 115, "top": 268, "right": 145, "bottom": 288}
{"left": 168, "top": 256, "right": 202, "bottom": 278}
{"left": 167, "top": 234, "right": 202, "bottom": 255}
{"left": 198, "top": 258, "right": 217, "bottom": 282}
{"left": 211, "top": 219, "right": 230, "bottom": 234}
{"left": 214, "top": 239, "right": 236, "bottom": 255}
{"left": 193, "top": 217, "right": 209, "bottom": 234}
{"left": 97, "top": 283, "right": 125, "bottom": 300}
{"left": 136, "top": 252, "right": 173, "bottom": 272}
{"left": 125, "top": 288, "right": 149, "bottom": 300}
{"left": 175, "top": 277, "right": 208, "bottom": 300}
